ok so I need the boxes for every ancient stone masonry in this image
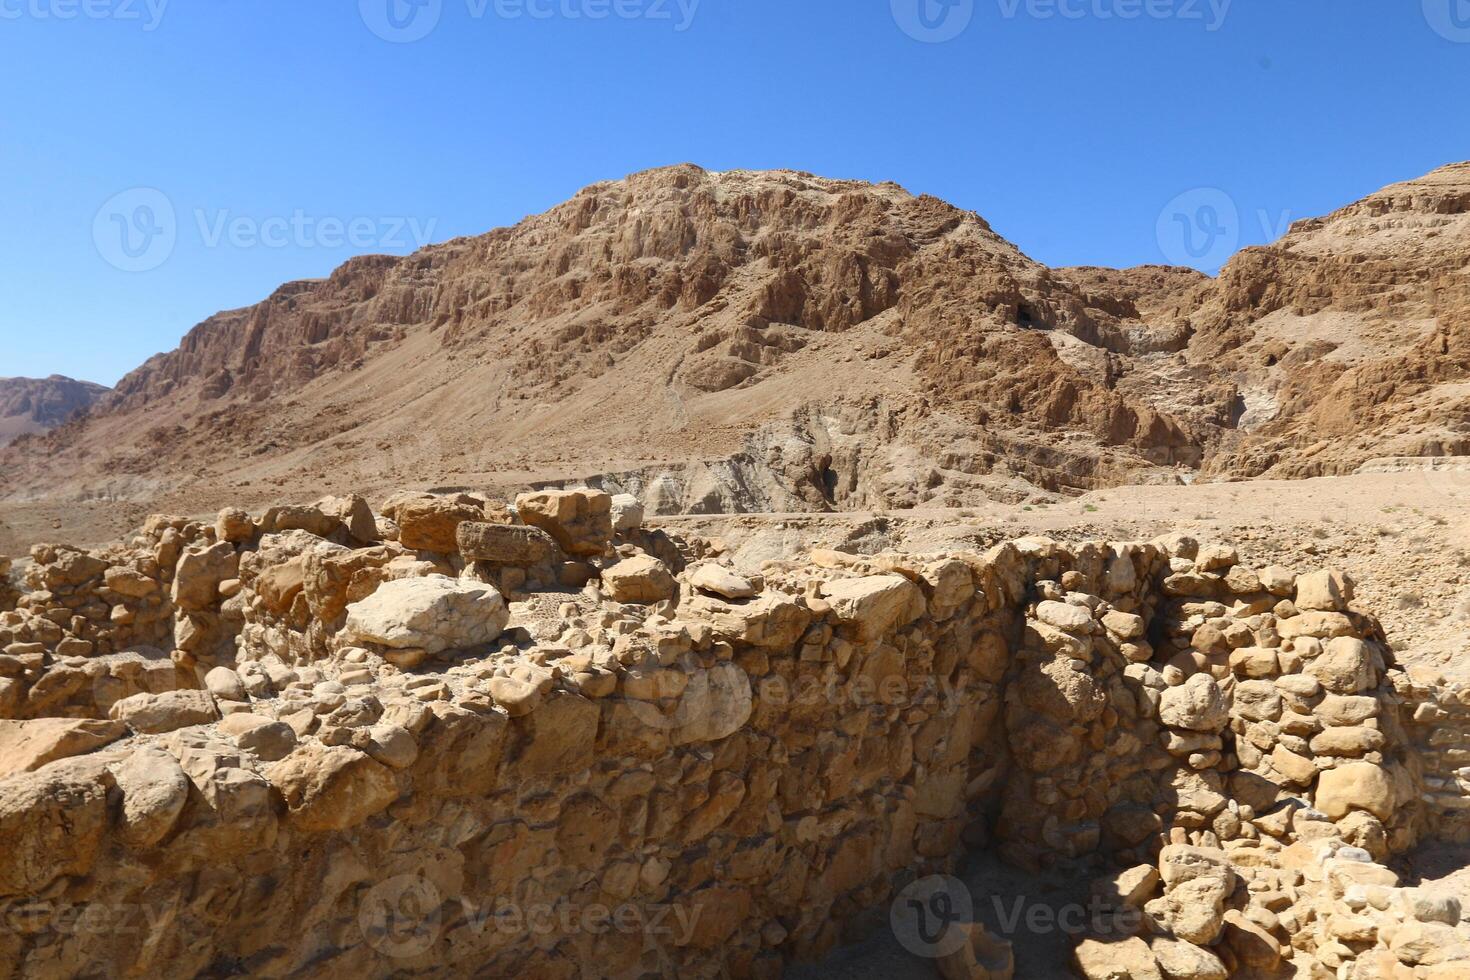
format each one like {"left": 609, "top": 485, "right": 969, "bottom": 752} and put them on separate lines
{"left": 1402, "top": 671, "right": 1470, "bottom": 843}
{"left": 0, "top": 491, "right": 1468, "bottom": 977}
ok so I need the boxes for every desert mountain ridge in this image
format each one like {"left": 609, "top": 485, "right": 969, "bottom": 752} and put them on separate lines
{"left": 3, "top": 161, "right": 1468, "bottom": 543}
{"left": 0, "top": 374, "right": 110, "bottom": 447}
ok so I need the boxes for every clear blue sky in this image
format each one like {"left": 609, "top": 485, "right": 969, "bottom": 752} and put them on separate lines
{"left": 2, "top": 0, "right": 1467, "bottom": 386}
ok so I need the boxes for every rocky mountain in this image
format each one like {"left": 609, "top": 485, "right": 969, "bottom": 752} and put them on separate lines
{"left": 0, "top": 375, "right": 109, "bottom": 446}
{"left": 2, "top": 162, "right": 1467, "bottom": 532}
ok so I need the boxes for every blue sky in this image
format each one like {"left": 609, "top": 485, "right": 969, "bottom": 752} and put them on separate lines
{"left": 1, "top": 0, "right": 1467, "bottom": 386}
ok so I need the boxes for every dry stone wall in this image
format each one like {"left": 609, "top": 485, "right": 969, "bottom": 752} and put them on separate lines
{"left": 0, "top": 493, "right": 1466, "bottom": 978}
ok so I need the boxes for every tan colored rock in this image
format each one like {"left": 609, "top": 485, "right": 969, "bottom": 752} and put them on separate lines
{"left": 267, "top": 744, "right": 399, "bottom": 832}
{"left": 0, "top": 719, "right": 127, "bottom": 778}
{"left": 601, "top": 555, "right": 677, "bottom": 604}
{"left": 821, "top": 574, "right": 925, "bottom": 641}
{"left": 110, "top": 690, "right": 219, "bottom": 734}
{"left": 514, "top": 489, "right": 612, "bottom": 558}
{"left": 104, "top": 565, "right": 157, "bottom": 598}
{"left": 1149, "top": 938, "right": 1227, "bottom": 980}
{"left": 689, "top": 563, "right": 757, "bottom": 600}
{"left": 1307, "top": 636, "right": 1377, "bottom": 694}
{"left": 216, "top": 507, "right": 255, "bottom": 544}
{"left": 112, "top": 747, "right": 190, "bottom": 848}
{"left": 1218, "top": 911, "right": 1280, "bottom": 970}
{"left": 1315, "top": 761, "right": 1396, "bottom": 821}
{"left": 315, "top": 494, "right": 377, "bottom": 543}
{"left": 936, "top": 921, "right": 1015, "bottom": 980}
{"left": 342, "top": 576, "right": 509, "bottom": 654}
{"left": 1073, "top": 937, "right": 1163, "bottom": 980}
{"left": 456, "top": 522, "right": 558, "bottom": 564}
{"left": 219, "top": 712, "right": 298, "bottom": 761}
{"left": 205, "top": 666, "right": 247, "bottom": 702}
{"left": 172, "top": 542, "right": 239, "bottom": 610}
{"left": 395, "top": 497, "right": 488, "bottom": 553}
{"left": 1295, "top": 568, "right": 1353, "bottom": 612}
{"left": 0, "top": 761, "right": 109, "bottom": 897}
{"left": 1159, "top": 674, "right": 1229, "bottom": 732}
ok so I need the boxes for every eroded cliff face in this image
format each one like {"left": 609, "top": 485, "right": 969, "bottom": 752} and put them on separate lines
{"left": 0, "top": 375, "right": 108, "bottom": 446}
{"left": 0, "top": 490, "right": 1464, "bottom": 978}
{"left": 5, "top": 163, "right": 1468, "bottom": 524}
{"left": 0, "top": 165, "right": 1232, "bottom": 516}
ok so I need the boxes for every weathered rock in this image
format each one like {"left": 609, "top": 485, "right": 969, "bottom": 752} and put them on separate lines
{"left": 396, "top": 497, "right": 488, "bottom": 553}
{"left": 1158, "top": 674, "right": 1229, "bottom": 732}
{"left": 456, "top": 522, "right": 558, "bottom": 564}
{"left": 0, "top": 719, "right": 127, "bottom": 778}
{"left": 112, "top": 748, "right": 190, "bottom": 848}
{"left": 515, "top": 489, "right": 612, "bottom": 558}
{"left": 1315, "top": 761, "right": 1395, "bottom": 822}
{"left": 216, "top": 507, "right": 256, "bottom": 544}
{"left": 342, "top": 576, "right": 509, "bottom": 654}
{"left": 1295, "top": 569, "right": 1352, "bottom": 612}
{"left": 205, "top": 666, "right": 248, "bottom": 703}
{"left": 219, "top": 713, "right": 298, "bottom": 762}
{"left": 1308, "top": 636, "right": 1377, "bottom": 694}
{"left": 689, "top": 563, "right": 757, "bottom": 600}
{"left": 267, "top": 744, "right": 399, "bottom": 832}
{"left": 1149, "top": 938, "right": 1227, "bottom": 980}
{"left": 0, "top": 761, "right": 109, "bottom": 896}
{"left": 822, "top": 575, "right": 926, "bottom": 641}
{"left": 172, "top": 542, "right": 239, "bottom": 610}
{"left": 1073, "top": 937, "right": 1163, "bottom": 980}
{"left": 610, "top": 493, "right": 644, "bottom": 532}
{"left": 602, "top": 555, "right": 677, "bottom": 604}
{"left": 110, "top": 690, "right": 220, "bottom": 734}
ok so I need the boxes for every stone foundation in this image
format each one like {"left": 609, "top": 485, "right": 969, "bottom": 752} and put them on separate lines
{"left": 0, "top": 495, "right": 1465, "bottom": 978}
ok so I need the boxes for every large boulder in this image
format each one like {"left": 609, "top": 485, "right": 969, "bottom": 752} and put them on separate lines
{"left": 515, "top": 489, "right": 613, "bottom": 558}
{"left": 456, "top": 522, "right": 558, "bottom": 564}
{"left": 112, "top": 747, "right": 191, "bottom": 848}
{"left": 602, "top": 555, "right": 677, "bottom": 604}
{"left": 0, "top": 761, "right": 110, "bottom": 896}
{"left": 821, "top": 575, "right": 926, "bottom": 641}
{"left": 0, "top": 719, "right": 128, "bottom": 779}
{"left": 110, "top": 690, "right": 220, "bottom": 734}
{"left": 1315, "top": 761, "right": 1396, "bottom": 822}
{"left": 610, "top": 493, "right": 644, "bottom": 532}
{"left": 315, "top": 494, "right": 378, "bottom": 543}
{"left": 1073, "top": 937, "right": 1162, "bottom": 980}
{"left": 395, "top": 497, "right": 489, "bottom": 553}
{"left": 342, "top": 576, "right": 509, "bottom": 655}
{"left": 172, "top": 542, "right": 239, "bottom": 611}
{"left": 267, "top": 744, "right": 399, "bottom": 832}
{"left": 1158, "top": 674, "right": 1229, "bottom": 732}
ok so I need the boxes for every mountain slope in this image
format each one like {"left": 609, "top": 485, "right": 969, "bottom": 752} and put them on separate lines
{"left": 3, "top": 162, "right": 1466, "bottom": 532}
{"left": 0, "top": 375, "right": 109, "bottom": 446}
{"left": 0, "top": 166, "right": 1203, "bottom": 518}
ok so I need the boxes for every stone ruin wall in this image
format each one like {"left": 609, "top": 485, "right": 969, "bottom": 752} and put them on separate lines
{"left": 0, "top": 491, "right": 1466, "bottom": 978}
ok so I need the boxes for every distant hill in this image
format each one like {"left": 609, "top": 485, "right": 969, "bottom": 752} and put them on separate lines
{"left": 0, "top": 375, "right": 109, "bottom": 446}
